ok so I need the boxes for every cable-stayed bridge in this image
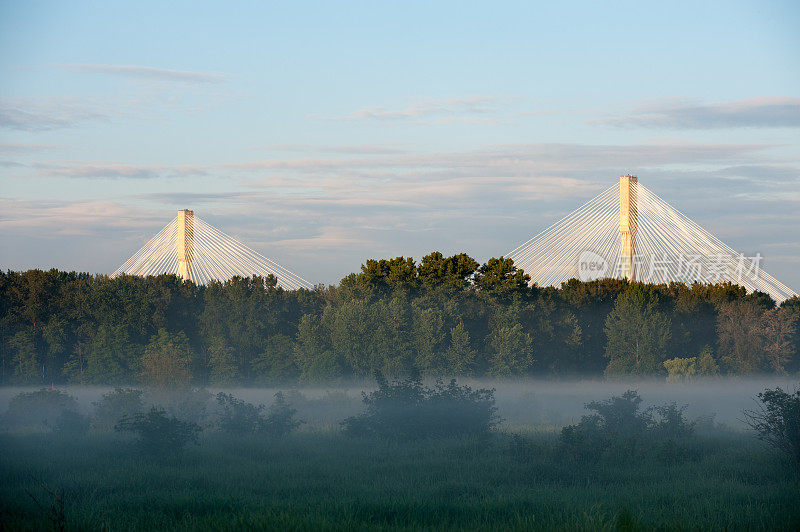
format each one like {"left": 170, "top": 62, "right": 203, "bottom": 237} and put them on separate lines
{"left": 112, "top": 210, "right": 313, "bottom": 290}
{"left": 507, "top": 175, "right": 797, "bottom": 303}
{"left": 113, "top": 176, "right": 798, "bottom": 302}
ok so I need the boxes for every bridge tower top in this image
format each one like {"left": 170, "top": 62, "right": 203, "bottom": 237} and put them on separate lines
{"left": 177, "top": 209, "right": 194, "bottom": 282}
{"left": 619, "top": 175, "right": 638, "bottom": 281}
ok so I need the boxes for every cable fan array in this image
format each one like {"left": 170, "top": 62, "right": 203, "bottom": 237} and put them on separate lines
{"left": 507, "top": 182, "right": 798, "bottom": 303}
{"left": 112, "top": 214, "right": 313, "bottom": 290}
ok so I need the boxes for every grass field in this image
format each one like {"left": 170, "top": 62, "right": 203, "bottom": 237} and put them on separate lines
{"left": 1, "top": 429, "right": 798, "bottom": 531}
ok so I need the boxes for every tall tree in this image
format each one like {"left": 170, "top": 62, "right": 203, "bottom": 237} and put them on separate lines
{"left": 716, "top": 299, "right": 767, "bottom": 373}
{"left": 604, "top": 285, "right": 672, "bottom": 375}
{"left": 140, "top": 328, "right": 193, "bottom": 388}
{"left": 473, "top": 257, "right": 531, "bottom": 297}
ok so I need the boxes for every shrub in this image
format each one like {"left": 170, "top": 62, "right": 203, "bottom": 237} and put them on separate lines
{"left": 663, "top": 347, "right": 719, "bottom": 382}
{"left": 261, "top": 392, "right": 304, "bottom": 437}
{"left": 342, "top": 372, "right": 499, "bottom": 439}
{"left": 216, "top": 393, "right": 264, "bottom": 435}
{"left": 561, "top": 390, "right": 695, "bottom": 461}
{"left": 584, "top": 390, "right": 650, "bottom": 437}
{"left": 651, "top": 402, "right": 694, "bottom": 438}
{"left": 115, "top": 406, "right": 201, "bottom": 454}
{"left": 743, "top": 386, "right": 800, "bottom": 465}
{"left": 92, "top": 388, "right": 145, "bottom": 431}
{"left": 215, "top": 392, "right": 303, "bottom": 436}
{"left": 663, "top": 357, "right": 696, "bottom": 382}
{"left": 2, "top": 389, "right": 80, "bottom": 432}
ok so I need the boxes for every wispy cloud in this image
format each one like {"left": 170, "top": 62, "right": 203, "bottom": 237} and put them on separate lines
{"left": 260, "top": 143, "right": 414, "bottom": 155}
{"left": 0, "top": 198, "right": 159, "bottom": 235}
{"left": 34, "top": 162, "right": 208, "bottom": 179}
{"left": 28, "top": 141, "right": 773, "bottom": 183}
{"left": 311, "top": 96, "right": 506, "bottom": 124}
{"left": 0, "top": 142, "right": 66, "bottom": 153}
{"left": 595, "top": 97, "right": 800, "bottom": 129}
{"left": 61, "top": 63, "right": 227, "bottom": 84}
{"left": 0, "top": 99, "right": 106, "bottom": 131}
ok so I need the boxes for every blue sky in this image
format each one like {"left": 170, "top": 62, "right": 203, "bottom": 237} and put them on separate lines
{"left": 1, "top": 0, "right": 799, "bottom": 290}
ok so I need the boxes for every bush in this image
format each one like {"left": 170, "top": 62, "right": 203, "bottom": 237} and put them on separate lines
{"left": 743, "top": 386, "right": 800, "bottom": 465}
{"left": 2, "top": 389, "right": 80, "bottom": 432}
{"left": 215, "top": 392, "right": 303, "bottom": 437}
{"left": 652, "top": 402, "right": 695, "bottom": 438}
{"left": 262, "top": 392, "right": 304, "bottom": 437}
{"left": 216, "top": 393, "right": 264, "bottom": 435}
{"left": 92, "top": 388, "right": 145, "bottom": 431}
{"left": 115, "top": 406, "right": 201, "bottom": 454}
{"left": 561, "top": 390, "right": 695, "bottom": 461}
{"left": 663, "top": 347, "right": 719, "bottom": 382}
{"left": 342, "top": 372, "right": 500, "bottom": 440}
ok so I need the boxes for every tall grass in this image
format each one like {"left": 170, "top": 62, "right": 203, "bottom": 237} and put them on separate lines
{"left": 1, "top": 430, "right": 798, "bottom": 530}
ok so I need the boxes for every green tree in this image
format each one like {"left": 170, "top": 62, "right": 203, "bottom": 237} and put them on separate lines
{"left": 140, "top": 328, "right": 193, "bottom": 388}
{"left": 717, "top": 299, "right": 766, "bottom": 373}
{"left": 604, "top": 286, "right": 672, "bottom": 375}
{"left": 9, "top": 330, "right": 39, "bottom": 383}
{"left": 696, "top": 346, "right": 720, "bottom": 375}
{"left": 444, "top": 321, "right": 476, "bottom": 375}
{"left": 294, "top": 313, "right": 340, "bottom": 382}
{"left": 207, "top": 336, "right": 238, "bottom": 384}
{"left": 762, "top": 306, "right": 797, "bottom": 374}
{"left": 418, "top": 252, "right": 479, "bottom": 290}
{"left": 473, "top": 257, "right": 531, "bottom": 297}
{"left": 488, "top": 323, "right": 533, "bottom": 376}
{"left": 253, "top": 334, "right": 297, "bottom": 383}
{"left": 82, "top": 324, "right": 138, "bottom": 384}
{"left": 411, "top": 304, "right": 446, "bottom": 374}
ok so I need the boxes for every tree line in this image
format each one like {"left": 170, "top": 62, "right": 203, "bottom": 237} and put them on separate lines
{"left": 1, "top": 251, "right": 798, "bottom": 385}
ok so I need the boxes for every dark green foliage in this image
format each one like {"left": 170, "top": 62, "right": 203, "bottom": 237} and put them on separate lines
{"left": 473, "top": 256, "right": 532, "bottom": 297}
{"left": 342, "top": 372, "right": 500, "bottom": 439}
{"left": 604, "top": 285, "right": 671, "bottom": 375}
{"left": 2, "top": 388, "right": 80, "bottom": 431}
{"left": 0, "top": 261, "right": 794, "bottom": 385}
{"left": 261, "top": 392, "right": 303, "bottom": 437}
{"left": 216, "top": 392, "right": 265, "bottom": 434}
{"left": 744, "top": 386, "right": 800, "bottom": 465}
{"left": 115, "top": 406, "right": 201, "bottom": 454}
{"left": 561, "top": 391, "right": 695, "bottom": 461}
{"left": 652, "top": 402, "right": 695, "bottom": 438}
{"left": 215, "top": 392, "right": 303, "bottom": 436}
{"left": 91, "top": 388, "right": 145, "bottom": 431}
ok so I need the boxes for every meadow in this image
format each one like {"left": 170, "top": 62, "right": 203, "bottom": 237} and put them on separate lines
{"left": 1, "top": 431, "right": 798, "bottom": 530}
{"left": 1, "top": 379, "right": 798, "bottom": 531}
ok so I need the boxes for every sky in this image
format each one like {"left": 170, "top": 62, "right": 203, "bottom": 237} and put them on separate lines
{"left": 1, "top": 0, "right": 799, "bottom": 290}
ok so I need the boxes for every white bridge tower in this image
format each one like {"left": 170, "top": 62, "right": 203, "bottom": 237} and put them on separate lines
{"left": 619, "top": 175, "right": 637, "bottom": 281}
{"left": 177, "top": 209, "right": 194, "bottom": 282}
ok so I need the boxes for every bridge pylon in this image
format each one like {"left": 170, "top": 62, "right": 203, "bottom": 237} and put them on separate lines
{"left": 619, "top": 175, "right": 638, "bottom": 281}
{"left": 113, "top": 209, "right": 313, "bottom": 289}
{"left": 177, "top": 209, "right": 194, "bottom": 282}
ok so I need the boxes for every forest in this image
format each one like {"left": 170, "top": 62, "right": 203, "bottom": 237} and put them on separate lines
{"left": 1, "top": 251, "right": 798, "bottom": 385}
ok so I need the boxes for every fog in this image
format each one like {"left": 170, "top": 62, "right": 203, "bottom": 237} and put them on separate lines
{"left": 2, "top": 376, "right": 795, "bottom": 430}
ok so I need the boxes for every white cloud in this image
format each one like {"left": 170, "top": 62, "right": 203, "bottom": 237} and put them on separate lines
{"left": 311, "top": 96, "right": 505, "bottom": 123}
{"left": 61, "top": 63, "right": 227, "bottom": 84}
{"left": 594, "top": 97, "right": 800, "bottom": 129}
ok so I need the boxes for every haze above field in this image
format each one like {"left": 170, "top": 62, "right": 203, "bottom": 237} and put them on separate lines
{"left": 0, "top": 1, "right": 799, "bottom": 289}
{"left": 2, "top": 377, "right": 795, "bottom": 429}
